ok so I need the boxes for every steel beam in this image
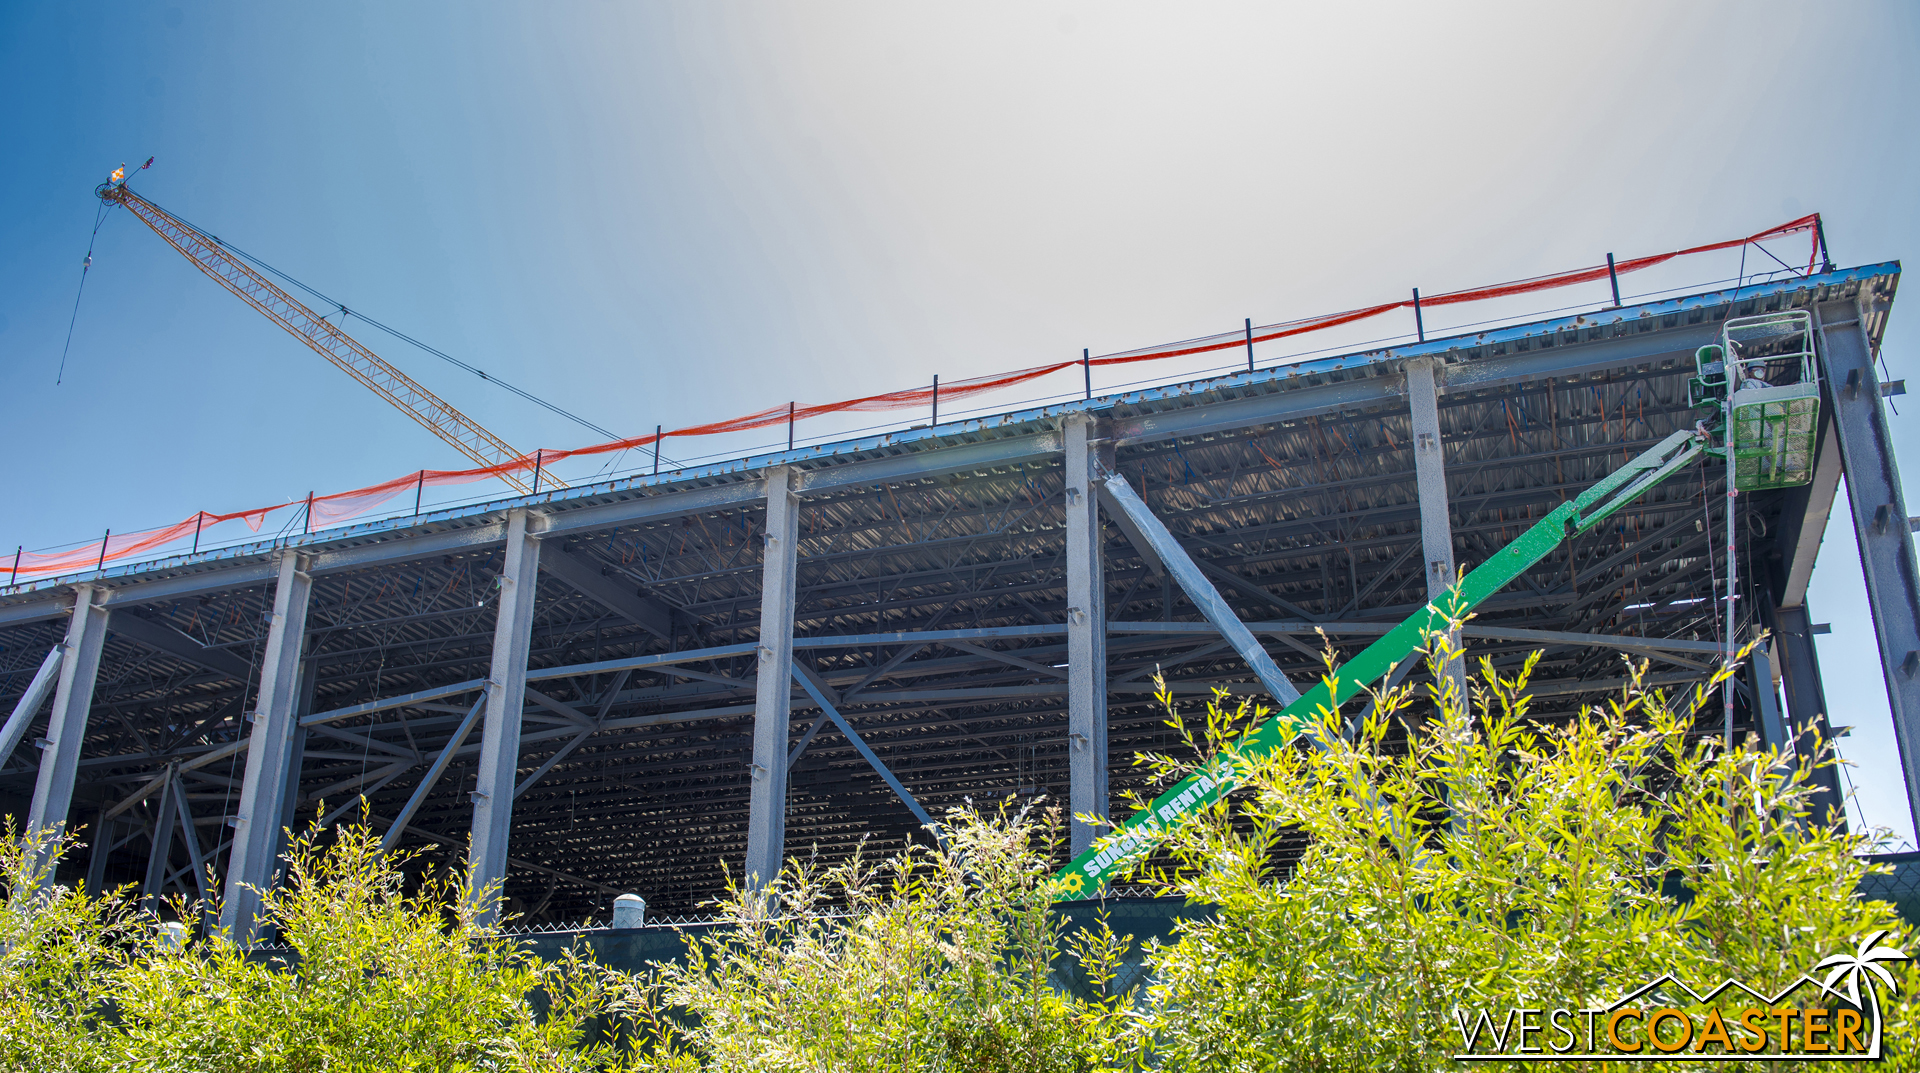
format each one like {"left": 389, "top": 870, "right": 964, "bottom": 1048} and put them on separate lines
{"left": 381, "top": 689, "right": 487, "bottom": 852}
{"left": 303, "top": 678, "right": 489, "bottom": 727}
{"left": 1448, "top": 624, "right": 1720, "bottom": 656}
{"left": 1106, "top": 620, "right": 1726, "bottom": 655}
{"left": 1772, "top": 602, "right": 1846, "bottom": 825}
{"left": 1104, "top": 269, "right": 1892, "bottom": 449}
{"left": 526, "top": 479, "right": 766, "bottom": 541}
{"left": 1817, "top": 300, "right": 1920, "bottom": 838}
{"left": 27, "top": 585, "right": 109, "bottom": 871}
{"left": 221, "top": 551, "right": 312, "bottom": 943}
{"left": 1112, "top": 639, "right": 1231, "bottom": 684}
{"left": 795, "top": 625, "right": 1066, "bottom": 649}
{"left": 1522, "top": 671, "right": 1700, "bottom": 700}
{"left": 515, "top": 727, "right": 591, "bottom": 799}
{"left": 1406, "top": 357, "right": 1466, "bottom": 702}
{"left": 791, "top": 664, "right": 936, "bottom": 833}
{"left": 314, "top": 765, "right": 413, "bottom": 826}
{"left": 792, "top": 432, "right": 1062, "bottom": 495}
{"left": 0, "top": 594, "right": 74, "bottom": 630}
{"left": 0, "top": 644, "right": 63, "bottom": 769}
{"left": 0, "top": 481, "right": 765, "bottom": 630}
{"left": 109, "top": 612, "right": 254, "bottom": 682}
{"left": 524, "top": 687, "right": 595, "bottom": 729}
{"left": 364, "top": 808, "right": 619, "bottom": 896}
{"left": 786, "top": 711, "right": 831, "bottom": 770}
{"left": 160, "top": 835, "right": 233, "bottom": 912}
{"left": 1186, "top": 557, "right": 1319, "bottom": 622}
{"left": 141, "top": 773, "right": 177, "bottom": 907}
{"left": 1111, "top": 343, "right": 1700, "bottom": 449}
{"left": 943, "top": 640, "right": 1069, "bottom": 680}
{"left": 102, "top": 736, "right": 251, "bottom": 821}
{"left": 1095, "top": 473, "right": 1300, "bottom": 707}
{"left": 744, "top": 467, "right": 799, "bottom": 889}
{"left": 171, "top": 775, "right": 211, "bottom": 903}
{"left": 467, "top": 509, "right": 542, "bottom": 924}
{"left": 538, "top": 547, "right": 674, "bottom": 640}
{"left": 1093, "top": 487, "right": 1164, "bottom": 579}
{"left": 1063, "top": 416, "right": 1110, "bottom": 855}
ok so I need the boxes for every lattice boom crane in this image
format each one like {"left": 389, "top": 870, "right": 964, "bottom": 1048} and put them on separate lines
{"left": 97, "top": 178, "right": 558, "bottom": 495}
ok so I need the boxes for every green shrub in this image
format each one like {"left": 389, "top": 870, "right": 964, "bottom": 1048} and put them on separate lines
{"left": 1116, "top": 635, "right": 1916, "bottom": 1072}
{"left": 611, "top": 802, "right": 1132, "bottom": 1072}
{"left": 0, "top": 823, "right": 132, "bottom": 1073}
{"left": 2, "top": 818, "right": 625, "bottom": 1072}
{"left": 109, "top": 818, "right": 625, "bottom": 1072}
{"left": 5, "top": 630, "right": 1911, "bottom": 1073}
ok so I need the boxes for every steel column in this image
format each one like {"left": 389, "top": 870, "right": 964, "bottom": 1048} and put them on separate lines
{"left": 468, "top": 509, "right": 543, "bottom": 924}
{"left": 221, "top": 550, "right": 312, "bottom": 943}
{"left": 1817, "top": 301, "right": 1920, "bottom": 837}
{"left": 27, "top": 584, "right": 108, "bottom": 872}
{"left": 83, "top": 806, "right": 112, "bottom": 893}
{"left": 1407, "top": 357, "right": 1466, "bottom": 702}
{"left": 1749, "top": 645, "right": 1788, "bottom": 752}
{"left": 1772, "top": 602, "right": 1846, "bottom": 826}
{"left": 1064, "top": 415, "right": 1110, "bottom": 855}
{"left": 745, "top": 466, "right": 800, "bottom": 888}
{"left": 268, "top": 664, "right": 319, "bottom": 883}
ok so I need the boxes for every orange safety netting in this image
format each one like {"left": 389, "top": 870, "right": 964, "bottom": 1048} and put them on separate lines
{"left": 1080, "top": 213, "right": 1822, "bottom": 368}
{"left": 5, "top": 213, "right": 1824, "bottom": 582}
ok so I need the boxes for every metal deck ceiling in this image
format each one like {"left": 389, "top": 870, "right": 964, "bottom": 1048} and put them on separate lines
{"left": 0, "top": 264, "right": 1898, "bottom": 919}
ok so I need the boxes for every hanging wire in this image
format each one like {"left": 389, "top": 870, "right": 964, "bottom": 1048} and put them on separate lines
{"left": 56, "top": 201, "right": 113, "bottom": 384}
{"left": 1699, "top": 455, "right": 1722, "bottom": 654}
{"left": 113, "top": 194, "right": 685, "bottom": 466}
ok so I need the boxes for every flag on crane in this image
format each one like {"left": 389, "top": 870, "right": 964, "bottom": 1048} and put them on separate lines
{"left": 109, "top": 164, "right": 125, "bottom": 184}
{"left": 141, "top": 156, "right": 153, "bottom": 170}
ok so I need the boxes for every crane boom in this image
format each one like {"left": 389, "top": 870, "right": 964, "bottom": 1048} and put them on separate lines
{"left": 97, "top": 182, "right": 559, "bottom": 494}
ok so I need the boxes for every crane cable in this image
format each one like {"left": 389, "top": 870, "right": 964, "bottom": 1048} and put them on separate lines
{"left": 111, "top": 196, "right": 681, "bottom": 469}
{"left": 55, "top": 200, "right": 113, "bottom": 385}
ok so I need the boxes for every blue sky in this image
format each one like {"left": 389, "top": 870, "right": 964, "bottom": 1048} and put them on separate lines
{"left": 3, "top": 1, "right": 1918, "bottom": 841}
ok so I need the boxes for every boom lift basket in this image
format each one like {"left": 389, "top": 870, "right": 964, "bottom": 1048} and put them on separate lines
{"left": 1693, "top": 310, "right": 1820, "bottom": 491}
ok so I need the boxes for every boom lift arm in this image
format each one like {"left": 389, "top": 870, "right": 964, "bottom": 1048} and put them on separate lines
{"left": 1055, "top": 419, "right": 1726, "bottom": 896}
{"left": 1057, "top": 312, "right": 1823, "bottom": 895}
{"left": 97, "top": 180, "right": 557, "bottom": 495}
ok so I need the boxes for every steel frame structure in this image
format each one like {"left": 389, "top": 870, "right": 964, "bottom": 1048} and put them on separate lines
{"left": 0, "top": 264, "right": 1903, "bottom": 926}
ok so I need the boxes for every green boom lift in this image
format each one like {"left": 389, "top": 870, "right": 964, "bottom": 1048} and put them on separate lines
{"left": 1052, "top": 311, "right": 1822, "bottom": 899}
